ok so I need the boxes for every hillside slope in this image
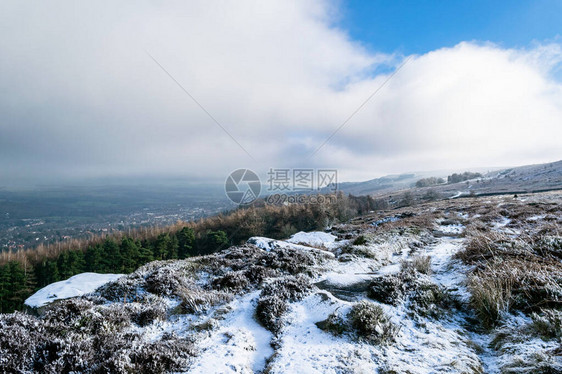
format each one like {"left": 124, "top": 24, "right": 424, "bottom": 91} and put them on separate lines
{"left": 1, "top": 192, "right": 561, "bottom": 373}
{"left": 335, "top": 159, "right": 562, "bottom": 199}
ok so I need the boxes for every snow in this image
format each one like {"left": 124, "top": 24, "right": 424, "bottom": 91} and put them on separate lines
{"left": 266, "top": 233, "right": 484, "bottom": 373}
{"left": 247, "top": 235, "right": 336, "bottom": 258}
{"left": 14, "top": 210, "right": 560, "bottom": 373}
{"left": 437, "top": 223, "right": 464, "bottom": 235}
{"left": 372, "top": 216, "right": 400, "bottom": 226}
{"left": 286, "top": 231, "right": 339, "bottom": 249}
{"left": 188, "top": 291, "right": 274, "bottom": 373}
{"left": 450, "top": 191, "right": 463, "bottom": 199}
{"left": 24, "top": 272, "right": 124, "bottom": 308}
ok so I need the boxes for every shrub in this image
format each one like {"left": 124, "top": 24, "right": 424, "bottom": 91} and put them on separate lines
{"left": 260, "top": 275, "right": 313, "bottom": 301}
{"left": 408, "top": 281, "right": 455, "bottom": 319}
{"left": 315, "top": 311, "right": 347, "bottom": 336}
{"left": 256, "top": 295, "right": 288, "bottom": 333}
{"left": 255, "top": 275, "right": 313, "bottom": 332}
{"left": 128, "top": 335, "right": 195, "bottom": 374}
{"left": 210, "top": 265, "right": 278, "bottom": 293}
{"left": 534, "top": 235, "right": 562, "bottom": 260}
{"left": 145, "top": 267, "right": 186, "bottom": 296}
{"left": 266, "top": 248, "right": 319, "bottom": 275}
{"left": 368, "top": 274, "right": 406, "bottom": 306}
{"left": 97, "top": 275, "right": 145, "bottom": 302}
{"left": 0, "top": 312, "right": 46, "bottom": 372}
{"left": 131, "top": 302, "right": 167, "bottom": 327}
{"left": 211, "top": 271, "right": 251, "bottom": 293}
{"left": 349, "top": 301, "right": 398, "bottom": 345}
{"left": 352, "top": 235, "right": 368, "bottom": 246}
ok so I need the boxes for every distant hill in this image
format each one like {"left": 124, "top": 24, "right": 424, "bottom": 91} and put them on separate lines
{"left": 331, "top": 159, "right": 562, "bottom": 199}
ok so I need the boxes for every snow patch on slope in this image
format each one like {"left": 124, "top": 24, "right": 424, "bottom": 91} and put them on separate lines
{"left": 25, "top": 272, "right": 124, "bottom": 308}
{"left": 189, "top": 291, "right": 274, "bottom": 373}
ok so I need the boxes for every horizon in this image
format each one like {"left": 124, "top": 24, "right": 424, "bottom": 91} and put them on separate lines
{"left": 0, "top": 160, "right": 545, "bottom": 190}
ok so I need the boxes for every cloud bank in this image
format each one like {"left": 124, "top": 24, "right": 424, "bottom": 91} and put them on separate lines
{"left": 0, "top": 0, "right": 561, "bottom": 184}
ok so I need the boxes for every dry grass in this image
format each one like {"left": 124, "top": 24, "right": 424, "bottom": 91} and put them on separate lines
{"left": 467, "top": 272, "right": 514, "bottom": 328}
{"left": 401, "top": 255, "right": 432, "bottom": 275}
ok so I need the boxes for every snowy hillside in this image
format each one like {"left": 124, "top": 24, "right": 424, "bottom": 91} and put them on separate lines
{"left": 1, "top": 192, "right": 561, "bottom": 373}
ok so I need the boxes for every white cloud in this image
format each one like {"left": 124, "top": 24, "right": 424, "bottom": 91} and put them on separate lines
{"left": 0, "top": 0, "right": 561, "bottom": 184}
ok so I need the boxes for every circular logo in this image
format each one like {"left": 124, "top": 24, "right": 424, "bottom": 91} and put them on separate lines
{"left": 225, "top": 169, "right": 261, "bottom": 204}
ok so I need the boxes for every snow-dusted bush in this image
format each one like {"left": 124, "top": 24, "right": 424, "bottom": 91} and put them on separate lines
{"left": 267, "top": 248, "right": 319, "bottom": 275}
{"left": 145, "top": 267, "right": 188, "bottom": 296}
{"left": 34, "top": 337, "right": 94, "bottom": 373}
{"left": 127, "top": 334, "right": 195, "bottom": 373}
{"left": 256, "top": 275, "right": 313, "bottom": 333}
{"left": 130, "top": 301, "right": 167, "bottom": 327}
{"left": 256, "top": 295, "right": 288, "bottom": 333}
{"left": 260, "top": 275, "right": 313, "bottom": 301}
{"left": 349, "top": 301, "right": 398, "bottom": 345}
{"left": 368, "top": 274, "right": 407, "bottom": 306}
{"left": 211, "top": 270, "right": 251, "bottom": 292}
{"left": 339, "top": 243, "right": 378, "bottom": 259}
{"left": 97, "top": 274, "right": 145, "bottom": 302}
{"left": 408, "top": 280, "right": 456, "bottom": 319}
{"left": 368, "top": 271, "right": 455, "bottom": 319}
{"left": 0, "top": 312, "right": 46, "bottom": 372}
{"left": 352, "top": 235, "right": 368, "bottom": 245}
{"left": 42, "top": 298, "right": 94, "bottom": 328}
{"left": 315, "top": 310, "right": 347, "bottom": 336}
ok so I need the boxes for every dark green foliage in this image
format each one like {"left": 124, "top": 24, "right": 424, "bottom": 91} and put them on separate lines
{"left": 208, "top": 230, "right": 229, "bottom": 250}
{"left": 177, "top": 227, "right": 195, "bottom": 259}
{"left": 352, "top": 235, "right": 368, "bottom": 245}
{"left": 368, "top": 274, "right": 407, "bottom": 306}
{"left": 153, "top": 233, "right": 179, "bottom": 261}
{"left": 119, "top": 238, "right": 141, "bottom": 273}
{"left": 57, "top": 250, "right": 85, "bottom": 279}
{"left": 0, "top": 262, "right": 33, "bottom": 313}
{"left": 195, "top": 230, "right": 229, "bottom": 255}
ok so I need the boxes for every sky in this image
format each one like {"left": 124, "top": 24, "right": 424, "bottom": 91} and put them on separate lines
{"left": 0, "top": 0, "right": 561, "bottom": 186}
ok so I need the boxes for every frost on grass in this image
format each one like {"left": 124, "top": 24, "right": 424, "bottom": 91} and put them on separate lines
{"left": 531, "top": 309, "right": 562, "bottom": 340}
{"left": 401, "top": 254, "right": 432, "bottom": 275}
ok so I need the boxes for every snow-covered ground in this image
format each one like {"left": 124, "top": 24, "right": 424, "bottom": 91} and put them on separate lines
{"left": 25, "top": 272, "right": 123, "bottom": 308}
{"left": 9, "top": 203, "right": 561, "bottom": 373}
